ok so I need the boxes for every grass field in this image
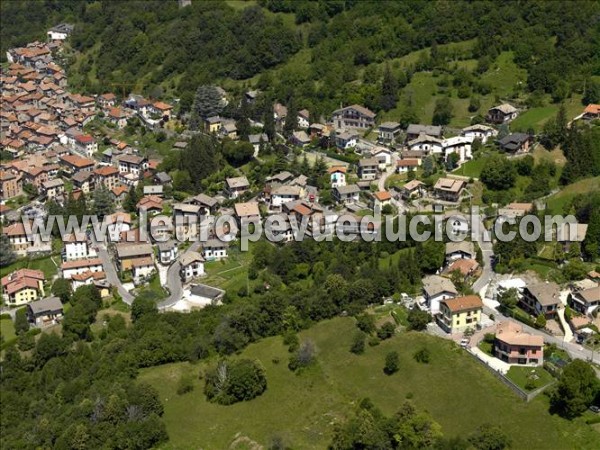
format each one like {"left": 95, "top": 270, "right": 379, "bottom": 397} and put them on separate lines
{"left": 0, "top": 318, "right": 16, "bottom": 343}
{"left": 452, "top": 152, "right": 497, "bottom": 179}
{"left": 0, "top": 255, "right": 59, "bottom": 280}
{"left": 511, "top": 95, "right": 584, "bottom": 132}
{"left": 506, "top": 366, "right": 555, "bottom": 392}
{"left": 202, "top": 244, "right": 254, "bottom": 292}
{"left": 139, "top": 317, "right": 600, "bottom": 449}
{"left": 545, "top": 176, "right": 600, "bottom": 214}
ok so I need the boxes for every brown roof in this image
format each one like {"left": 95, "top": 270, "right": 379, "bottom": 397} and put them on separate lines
{"left": 327, "top": 166, "right": 347, "bottom": 174}
{"left": 495, "top": 321, "right": 544, "bottom": 347}
{"left": 131, "top": 257, "right": 154, "bottom": 268}
{"left": 94, "top": 166, "right": 119, "bottom": 177}
{"left": 71, "top": 270, "right": 106, "bottom": 282}
{"left": 446, "top": 258, "right": 479, "bottom": 276}
{"left": 1, "top": 268, "right": 44, "bottom": 288}
{"left": 60, "top": 154, "right": 95, "bottom": 168}
{"left": 374, "top": 191, "right": 392, "bottom": 201}
{"left": 396, "top": 158, "right": 419, "bottom": 167}
{"left": 442, "top": 295, "right": 483, "bottom": 313}
{"left": 234, "top": 201, "right": 260, "bottom": 218}
{"left": 525, "top": 282, "right": 561, "bottom": 306}
{"left": 61, "top": 258, "right": 103, "bottom": 270}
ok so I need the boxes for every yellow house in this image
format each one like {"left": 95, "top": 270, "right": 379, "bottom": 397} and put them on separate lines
{"left": 2, "top": 269, "right": 45, "bottom": 306}
{"left": 204, "top": 116, "right": 222, "bottom": 134}
{"left": 5, "top": 278, "right": 45, "bottom": 306}
{"left": 437, "top": 295, "right": 483, "bottom": 334}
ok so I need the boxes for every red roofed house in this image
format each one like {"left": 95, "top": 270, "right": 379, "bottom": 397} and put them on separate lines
{"left": 582, "top": 104, "right": 600, "bottom": 121}
{"left": 94, "top": 165, "right": 120, "bottom": 190}
{"left": 493, "top": 321, "right": 544, "bottom": 366}
{"left": 373, "top": 191, "right": 392, "bottom": 210}
{"left": 1, "top": 268, "right": 45, "bottom": 306}
{"left": 59, "top": 154, "right": 95, "bottom": 175}
{"left": 149, "top": 101, "right": 173, "bottom": 120}
{"left": 396, "top": 158, "right": 420, "bottom": 174}
{"left": 73, "top": 134, "right": 98, "bottom": 157}
{"left": 107, "top": 107, "right": 128, "bottom": 129}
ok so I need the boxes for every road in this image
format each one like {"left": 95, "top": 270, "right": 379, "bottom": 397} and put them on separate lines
{"left": 94, "top": 224, "right": 208, "bottom": 309}
{"left": 471, "top": 214, "right": 494, "bottom": 294}
{"left": 378, "top": 151, "right": 399, "bottom": 191}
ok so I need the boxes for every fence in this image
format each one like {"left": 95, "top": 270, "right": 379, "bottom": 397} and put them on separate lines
{"left": 466, "top": 349, "right": 555, "bottom": 402}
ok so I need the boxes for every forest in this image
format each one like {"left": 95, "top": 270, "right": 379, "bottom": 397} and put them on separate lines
{"left": 3, "top": 0, "right": 600, "bottom": 119}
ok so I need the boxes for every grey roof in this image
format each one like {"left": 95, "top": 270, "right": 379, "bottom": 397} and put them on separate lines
{"left": 116, "top": 243, "right": 153, "bottom": 258}
{"left": 445, "top": 241, "right": 475, "bottom": 257}
{"left": 72, "top": 171, "right": 94, "bottom": 183}
{"left": 267, "top": 171, "right": 293, "bottom": 183}
{"left": 202, "top": 238, "right": 229, "bottom": 248}
{"left": 42, "top": 178, "right": 64, "bottom": 188}
{"left": 226, "top": 176, "right": 250, "bottom": 189}
{"left": 422, "top": 275, "right": 458, "bottom": 297}
{"left": 143, "top": 185, "right": 163, "bottom": 195}
{"left": 157, "top": 240, "right": 176, "bottom": 252}
{"left": 406, "top": 124, "right": 442, "bottom": 137}
{"left": 525, "top": 282, "right": 561, "bottom": 306}
{"left": 155, "top": 172, "right": 172, "bottom": 183}
{"left": 28, "top": 296, "right": 63, "bottom": 315}
{"left": 193, "top": 193, "right": 218, "bottom": 208}
{"left": 335, "top": 184, "right": 361, "bottom": 195}
{"left": 179, "top": 251, "right": 204, "bottom": 266}
{"left": 173, "top": 203, "right": 200, "bottom": 214}
{"left": 378, "top": 121, "right": 401, "bottom": 130}
{"left": 190, "top": 284, "right": 225, "bottom": 300}
{"left": 358, "top": 158, "right": 379, "bottom": 167}
{"left": 249, "top": 133, "right": 268, "bottom": 144}
{"left": 490, "top": 103, "right": 517, "bottom": 114}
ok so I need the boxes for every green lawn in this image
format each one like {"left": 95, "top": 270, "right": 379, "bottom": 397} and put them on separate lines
{"left": 478, "top": 340, "right": 494, "bottom": 356}
{"left": 545, "top": 176, "right": 600, "bottom": 214}
{"left": 452, "top": 153, "right": 496, "bottom": 179}
{"left": 511, "top": 95, "right": 584, "bottom": 132}
{"left": 506, "top": 366, "right": 555, "bottom": 392}
{"left": 0, "top": 318, "right": 16, "bottom": 343}
{"left": 0, "top": 255, "right": 58, "bottom": 280}
{"left": 202, "top": 243, "right": 254, "bottom": 292}
{"left": 139, "top": 317, "right": 600, "bottom": 449}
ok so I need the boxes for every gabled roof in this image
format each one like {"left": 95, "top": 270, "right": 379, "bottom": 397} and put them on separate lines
{"left": 28, "top": 297, "right": 63, "bottom": 315}
{"left": 422, "top": 275, "right": 458, "bottom": 297}
{"left": 332, "top": 104, "right": 376, "bottom": 118}
{"left": 525, "top": 282, "right": 561, "bottom": 306}
{"left": 441, "top": 295, "right": 483, "bottom": 313}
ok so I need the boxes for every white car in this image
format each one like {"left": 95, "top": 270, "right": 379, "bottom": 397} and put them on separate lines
{"left": 460, "top": 338, "right": 470, "bottom": 348}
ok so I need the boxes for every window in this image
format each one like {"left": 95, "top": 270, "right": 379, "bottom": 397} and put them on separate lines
{"left": 532, "top": 349, "right": 537, "bottom": 354}
{"left": 519, "top": 348, "right": 526, "bottom": 355}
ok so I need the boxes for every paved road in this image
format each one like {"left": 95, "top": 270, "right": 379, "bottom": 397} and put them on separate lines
{"left": 378, "top": 152, "right": 399, "bottom": 191}
{"left": 471, "top": 214, "right": 494, "bottom": 294}
{"left": 96, "top": 244, "right": 134, "bottom": 304}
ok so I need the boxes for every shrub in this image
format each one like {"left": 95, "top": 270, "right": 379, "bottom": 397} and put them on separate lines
{"left": 350, "top": 331, "right": 366, "bottom": 355}
{"left": 376, "top": 322, "right": 396, "bottom": 340}
{"left": 355, "top": 313, "right": 376, "bottom": 334}
{"left": 283, "top": 331, "right": 299, "bottom": 353}
{"left": 368, "top": 336, "right": 381, "bottom": 347}
{"left": 483, "top": 333, "right": 496, "bottom": 344}
{"left": 413, "top": 348, "right": 431, "bottom": 364}
{"left": 384, "top": 351, "right": 400, "bottom": 375}
{"left": 289, "top": 340, "right": 316, "bottom": 372}
{"left": 176, "top": 374, "right": 195, "bottom": 395}
{"left": 204, "top": 359, "right": 267, "bottom": 405}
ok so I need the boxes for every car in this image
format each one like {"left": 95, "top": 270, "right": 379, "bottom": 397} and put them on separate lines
{"left": 590, "top": 405, "right": 600, "bottom": 414}
{"left": 460, "top": 338, "right": 470, "bottom": 348}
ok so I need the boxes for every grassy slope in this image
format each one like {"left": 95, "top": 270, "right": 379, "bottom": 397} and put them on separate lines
{"left": 511, "top": 95, "right": 584, "bottom": 132}
{"left": 0, "top": 318, "right": 16, "bottom": 342}
{"left": 139, "top": 317, "right": 599, "bottom": 449}
{"left": 546, "top": 176, "right": 600, "bottom": 214}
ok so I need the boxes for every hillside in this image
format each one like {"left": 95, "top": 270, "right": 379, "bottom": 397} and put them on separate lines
{"left": 139, "top": 316, "right": 600, "bottom": 449}
{"left": 4, "top": 0, "right": 599, "bottom": 122}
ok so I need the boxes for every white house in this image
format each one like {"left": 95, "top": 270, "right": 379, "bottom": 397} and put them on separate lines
{"left": 179, "top": 251, "right": 205, "bottom": 282}
{"left": 445, "top": 241, "right": 476, "bottom": 264}
{"left": 61, "top": 258, "right": 104, "bottom": 280}
{"left": 105, "top": 212, "right": 132, "bottom": 242}
{"left": 407, "top": 133, "right": 443, "bottom": 153}
{"left": 271, "top": 185, "right": 301, "bottom": 209}
{"left": 422, "top": 275, "right": 458, "bottom": 314}
{"left": 461, "top": 124, "right": 498, "bottom": 144}
{"left": 335, "top": 131, "right": 358, "bottom": 150}
{"left": 132, "top": 257, "right": 156, "bottom": 284}
{"left": 201, "top": 239, "right": 228, "bottom": 260}
{"left": 328, "top": 166, "right": 347, "bottom": 189}
{"left": 47, "top": 23, "right": 74, "bottom": 41}
{"left": 442, "top": 136, "right": 473, "bottom": 163}
{"left": 157, "top": 241, "right": 178, "bottom": 265}
{"left": 371, "top": 147, "right": 392, "bottom": 169}
{"left": 298, "top": 109, "right": 310, "bottom": 129}
{"left": 62, "top": 233, "right": 96, "bottom": 261}
{"left": 333, "top": 184, "right": 360, "bottom": 204}
{"left": 73, "top": 134, "right": 97, "bottom": 157}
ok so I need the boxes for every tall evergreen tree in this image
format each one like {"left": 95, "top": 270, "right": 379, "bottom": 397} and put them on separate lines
{"left": 283, "top": 98, "right": 298, "bottom": 137}
{"left": 189, "top": 85, "right": 223, "bottom": 130}
{"left": 380, "top": 64, "right": 398, "bottom": 112}
{"left": 236, "top": 95, "right": 251, "bottom": 141}
{"left": 92, "top": 186, "right": 115, "bottom": 218}
{"left": 0, "top": 233, "right": 16, "bottom": 267}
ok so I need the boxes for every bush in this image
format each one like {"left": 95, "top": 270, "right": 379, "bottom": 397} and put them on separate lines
{"left": 368, "top": 336, "right": 381, "bottom": 347}
{"left": 204, "top": 359, "right": 267, "bottom": 405}
{"left": 376, "top": 322, "right": 396, "bottom": 340}
{"left": 355, "top": 313, "right": 376, "bottom": 334}
{"left": 384, "top": 351, "right": 400, "bottom": 375}
{"left": 413, "top": 348, "right": 431, "bottom": 364}
{"left": 176, "top": 374, "right": 195, "bottom": 395}
{"left": 407, "top": 309, "right": 432, "bottom": 331}
{"left": 483, "top": 333, "right": 496, "bottom": 344}
{"left": 288, "top": 340, "right": 316, "bottom": 372}
{"left": 283, "top": 331, "right": 299, "bottom": 353}
{"left": 350, "top": 331, "right": 366, "bottom": 355}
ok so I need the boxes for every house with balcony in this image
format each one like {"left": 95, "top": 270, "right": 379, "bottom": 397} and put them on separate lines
{"left": 116, "top": 243, "right": 154, "bottom": 272}
{"left": 437, "top": 295, "right": 483, "bottom": 334}
{"left": 422, "top": 275, "right": 458, "bottom": 314}
{"left": 73, "top": 134, "right": 97, "bottom": 157}
{"left": 1, "top": 268, "right": 45, "bottom": 306}
{"left": 377, "top": 121, "right": 401, "bottom": 144}
{"left": 406, "top": 124, "right": 442, "bottom": 141}
{"left": 118, "top": 154, "right": 148, "bottom": 179}
{"left": 62, "top": 232, "right": 96, "bottom": 261}
{"left": 493, "top": 321, "right": 544, "bottom": 366}
{"left": 225, "top": 176, "right": 250, "bottom": 199}
{"left": 328, "top": 166, "right": 347, "bottom": 189}
{"left": 157, "top": 240, "right": 178, "bottom": 265}
{"left": 61, "top": 258, "right": 104, "bottom": 279}
{"left": 520, "top": 282, "right": 561, "bottom": 319}
{"left": 201, "top": 239, "right": 229, "bottom": 260}
{"left": 461, "top": 124, "right": 498, "bottom": 144}
{"left": 179, "top": 251, "right": 205, "bottom": 282}
{"left": 333, "top": 184, "right": 360, "bottom": 205}
{"left": 433, "top": 178, "right": 465, "bottom": 202}
{"left": 335, "top": 130, "right": 359, "bottom": 150}
{"left": 41, "top": 178, "right": 64, "bottom": 200}
{"left": 487, "top": 103, "right": 518, "bottom": 124}
{"left": 332, "top": 104, "right": 375, "bottom": 130}
{"left": 27, "top": 296, "right": 63, "bottom": 327}
{"left": 357, "top": 158, "right": 379, "bottom": 181}
{"left": 570, "top": 287, "right": 600, "bottom": 316}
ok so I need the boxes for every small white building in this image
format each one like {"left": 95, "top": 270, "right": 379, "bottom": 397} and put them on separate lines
{"left": 271, "top": 185, "right": 301, "bottom": 209}
{"left": 442, "top": 136, "right": 473, "bottom": 163}
{"left": 132, "top": 257, "right": 156, "bottom": 284}
{"left": 157, "top": 241, "right": 178, "bottom": 265}
{"left": 422, "top": 275, "right": 458, "bottom": 315}
{"left": 201, "top": 239, "right": 228, "bottom": 260}
{"left": 61, "top": 258, "right": 104, "bottom": 280}
{"left": 179, "top": 251, "right": 205, "bottom": 282}
{"left": 461, "top": 124, "right": 498, "bottom": 144}
{"left": 62, "top": 233, "right": 96, "bottom": 261}
{"left": 105, "top": 212, "right": 132, "bottom": 242}
{"left": 328, "top": 166, "right": 347, "bottom": 189}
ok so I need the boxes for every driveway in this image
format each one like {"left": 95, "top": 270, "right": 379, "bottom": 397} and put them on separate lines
{"left": 378, "top": 152, "right": 399, "bottom": 191}
{"left": 96, "top": 244, "right": 134, "bottom": 304}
